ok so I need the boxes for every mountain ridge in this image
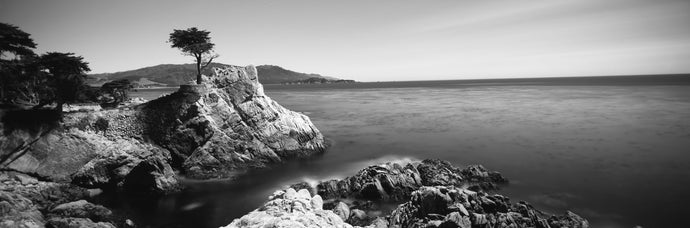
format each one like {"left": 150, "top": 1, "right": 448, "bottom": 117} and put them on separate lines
{"left": 88, "top": 63, "right": 344, "bottom": 86}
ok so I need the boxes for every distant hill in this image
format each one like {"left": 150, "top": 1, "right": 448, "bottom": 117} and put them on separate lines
{"left": 88, "top": 63, "right": 344, "bottom": 86}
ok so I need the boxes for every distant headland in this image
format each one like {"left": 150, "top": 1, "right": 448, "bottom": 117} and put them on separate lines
{"left": 88, "top": 63, "right": 356, "bottom": 87}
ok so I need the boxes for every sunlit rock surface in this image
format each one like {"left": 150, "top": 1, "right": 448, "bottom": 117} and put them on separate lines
{"left": 140, "top": 66, "right": 326, "bottom": 178}
{"left": 223, "top": 188, "right": 358, "bottom": 228}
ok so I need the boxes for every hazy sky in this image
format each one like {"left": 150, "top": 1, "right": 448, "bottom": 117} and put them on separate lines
{"left": 2, "top": 0, "right": 689, "bottom": 81}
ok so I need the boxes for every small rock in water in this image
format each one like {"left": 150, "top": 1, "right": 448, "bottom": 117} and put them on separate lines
{"left": 125, "top": 219, "right": 135, "bottom": 227}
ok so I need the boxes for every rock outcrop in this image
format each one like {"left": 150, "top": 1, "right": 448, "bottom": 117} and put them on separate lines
{"left": 223, "top": 188, "right": 355, "bottom": 228}
{"left": 139, "top": 66, "right": 326, "bottom": 178}
{"left": 1, "top": 65, "right": 327, "bottom": 227}
{"left": 1, "top": 65, "right": 326, "bottom": 189}
{"left": 0, "top": 171, "right": 118, "bottom": 228}
{"left": 388, "top": 186, "right": 589, "bottom": 228}
{"left": 298, "top": 159, "right": 507, "bottom": 202}
{"left": 231, "top": 159, "right": 588, "bottom": 228}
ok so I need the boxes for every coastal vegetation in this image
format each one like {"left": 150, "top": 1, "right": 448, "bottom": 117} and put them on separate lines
{"left": 168, "top": 27, "right": 217, "bottom": 85}
{"left": 0, "top": 23, "right": 91, "bottom": 112}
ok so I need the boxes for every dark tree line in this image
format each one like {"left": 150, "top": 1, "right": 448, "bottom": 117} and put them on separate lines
{"left": 0, "top": 22, "right": 92, "bottom": 112}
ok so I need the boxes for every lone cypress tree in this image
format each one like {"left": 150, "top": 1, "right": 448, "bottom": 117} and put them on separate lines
{"left": 168, "top": 27, "right": 217, "bottom": 84}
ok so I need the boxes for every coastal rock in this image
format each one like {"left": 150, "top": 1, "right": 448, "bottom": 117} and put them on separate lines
{"left": 0, "top": 171, "right": 117, "bottom": 228}
{"left": 388, "top": 186, "right": 589, "bottom": 228}
{"left": 139, "top": 65, "right": 326, "bottom": 178}
{"left": 1, "top": 65, "right": 327, "bottom": 227}
{"left": 307, "top": 159, "right": 507, "bottom": 202}
{"left": 0, "top": 191, "right": 45, "bottom": 228}
{"left": 233, "top": 160, "right": 586, "bottom": 228}
{"left": 1, "top": 65, "right": 326, "bottom": 188}
{"left": 223, "top": 188, "right": 353, "bottom": 228}
{"left": 347, "top": 209, "right": 370, "bottom": 226}
{"left": 70, "top": 137, "right": 179, "bottom": 194}
{"left": 333, "top": 201, "right": 351, "bottom": 221}
{"left": 48, "top": 200, "right": 112, "bottom": 222}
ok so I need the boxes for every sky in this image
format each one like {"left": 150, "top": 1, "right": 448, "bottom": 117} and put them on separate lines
{"left": 1, "top": 0, "right": 689, "bottom": 81}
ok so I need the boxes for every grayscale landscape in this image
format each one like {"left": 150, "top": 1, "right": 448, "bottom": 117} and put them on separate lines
{"left": 1, "top": 1, "right": 689, "bottom": 228}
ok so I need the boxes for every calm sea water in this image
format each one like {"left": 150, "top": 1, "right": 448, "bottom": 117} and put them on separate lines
{"left": 116, "top": 79, "right": 690, "bottom": 228}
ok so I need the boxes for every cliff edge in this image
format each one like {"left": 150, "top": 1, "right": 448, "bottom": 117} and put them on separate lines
{"left": 1, "top": 65, "right": 326, "bottom": 192}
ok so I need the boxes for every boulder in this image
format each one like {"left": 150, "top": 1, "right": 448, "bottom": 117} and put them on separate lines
{"left": 347, "top": 209, "right": 370, "bottom": 226}
{"left": 48, "top": 200, "right": 112, "bottom": 222}
{"left": 333, "top": 201, "right": 350, "bottom": 221}
{"left": 223, "top": 188, "right": 352, "bottom": 228}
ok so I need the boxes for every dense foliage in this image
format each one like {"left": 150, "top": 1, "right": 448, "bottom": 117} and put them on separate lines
{"left": 0, "top": 23, "right": 91, "bottom": 111}
{"left": 100, "top": 79, "right": 133, "bottom": 108}
{"left": 168, "top": 27, "right": 217, "bottom": 84}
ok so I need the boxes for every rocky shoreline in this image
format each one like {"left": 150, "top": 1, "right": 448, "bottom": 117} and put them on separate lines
{"left": 225, "top": 159, "right": 589, "bottom": 228}
{"left": 1, "top": 65, "right": 588, "bottom": 228}
{"left": 1, "top": 65, "right": 326, "bottom": 227}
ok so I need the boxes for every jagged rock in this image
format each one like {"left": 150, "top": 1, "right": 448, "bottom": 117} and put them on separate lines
{"left": 70, "top": 138, "right": 179, "bottom": 194}
{"left": 121, "top": 156, "right": 180, "bottom": 194}
{"left": 0, "top": 191, "right": 45, "bottom": 228}
{"left": 223, "top": 188, "right": 353, "bottom": 228}
{"left": 417, "top": 159, "right": 464, "bottom": 186}
{"left": 141, "top": 66, "right": 326, "bottom": 178}
{"left": 227, "top": 160, "right": 587, "bottom": 228}
{"left": 369, "top": 217, "right": 389, "bottom": 228}
{"left": 333, "top": 201, "right": 350, "bottom": 221}
{"left": 443, "top": 211, "right": 472, "bottom": 228}
{"left": 347, "top": 209, "right": 370, "bottom": 226}
{"left": 0, "top": 171, "right": 118, "bottom": 228}
{"left": 388, "top": 186, "right": 588, "bottom": 228}
{"left": 314, "top": 159, "right": 506, "bottom": 202}
{"left": 0, "top": 172, "right": 89, "bottom": 211}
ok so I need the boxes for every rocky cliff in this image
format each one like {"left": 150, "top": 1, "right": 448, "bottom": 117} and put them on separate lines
{"left": 2, "top": 65, "right": 325, "bottom": 187}
{"left": 1, "top": 65, "right": 327, "bottom": 227}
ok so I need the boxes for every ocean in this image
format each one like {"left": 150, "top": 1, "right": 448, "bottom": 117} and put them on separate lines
{"left": 115, "top": 75, "right": 690, "bottom": 228}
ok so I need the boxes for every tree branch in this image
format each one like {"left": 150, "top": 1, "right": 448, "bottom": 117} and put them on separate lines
{"left": 200, "top": 56, "right": 215, "bottom": 71}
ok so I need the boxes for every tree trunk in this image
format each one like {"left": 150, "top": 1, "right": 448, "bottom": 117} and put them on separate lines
{"left": 55, "top": 101, "right": 64, "bottom": 113}
{"left": 196, "top": 55, "right": 202, "bottom": 84}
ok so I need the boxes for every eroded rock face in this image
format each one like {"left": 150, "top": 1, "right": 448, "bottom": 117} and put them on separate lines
{"left": 139, "top": 65, "right": 326, "bottom": 178}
